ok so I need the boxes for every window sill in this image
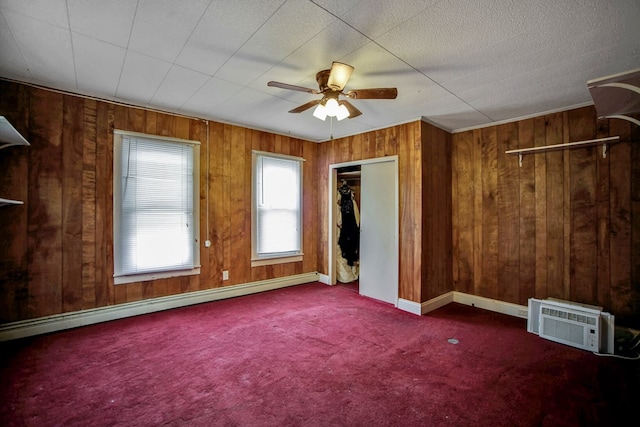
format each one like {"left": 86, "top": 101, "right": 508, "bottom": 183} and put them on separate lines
{"left": 114, "top": 267, "right": 201, "bottom": 285}
{"left": 251, "top": 255, "right": 303, "bottom": 267}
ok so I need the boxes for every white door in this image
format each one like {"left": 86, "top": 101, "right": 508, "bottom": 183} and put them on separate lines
{"left": 359, "top": 161, "right": 398, "bottom": 305}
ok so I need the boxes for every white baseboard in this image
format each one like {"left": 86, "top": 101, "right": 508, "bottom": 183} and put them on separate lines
{"left": 405, "top": 291, "right": 528, "bottom": 318}
{"left": 421, "top": 292, "right": 455, "bottom": 315}
{"left": 397, "top": 298, "right": 422, "bottom": 315}
{"left": 0, "top": 272, "right": 319, "bottom": 342}
{"left": 452, "top": 292, "right": 528, "bottom": 318}
{"left": 317, "top": 273, "right": 330, "bottom": 285}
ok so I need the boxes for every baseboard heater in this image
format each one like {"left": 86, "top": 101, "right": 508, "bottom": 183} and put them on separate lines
{"left": 527, "top": 298, "right": 615, "bottom": 354}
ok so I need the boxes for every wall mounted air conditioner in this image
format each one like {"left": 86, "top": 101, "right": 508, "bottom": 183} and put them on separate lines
{"left": 527, "top": 298, "right": 615, "bottom": 354}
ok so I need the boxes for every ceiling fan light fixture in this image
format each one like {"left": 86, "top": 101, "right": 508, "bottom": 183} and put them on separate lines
{"left": 325, "top": 98, "right": 340, "bottom": 116}
{"left": 336, "top": 104, "right": 350, "bottom": 121}
{"left": 313, "top": 104, "right": 328, "bottom": 120}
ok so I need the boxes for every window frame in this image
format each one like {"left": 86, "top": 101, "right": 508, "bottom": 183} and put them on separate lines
{"left": 113, "top": 130, "right": 201, "bottom": 285}
{"left": 251, "top": 150, "right": 304, "bottom": 267}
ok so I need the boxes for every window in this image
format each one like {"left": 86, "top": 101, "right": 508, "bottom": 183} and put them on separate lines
{"left": 113, "top": 130, "right": 200, "bottom": 284}
{"left": 252, "top": 151, "right": 303, "bottom": 266}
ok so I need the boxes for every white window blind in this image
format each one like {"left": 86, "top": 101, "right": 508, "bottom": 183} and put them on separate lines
{"left": 114, "top": 133, "right": 196, "bottom": 277}
{"left": 253, "top": 152, "right": 302, "bottom": 260}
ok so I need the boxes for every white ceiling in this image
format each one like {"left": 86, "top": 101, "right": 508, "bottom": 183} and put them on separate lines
{"left": 1, "top": 0, "right": 639, "bottom": 142}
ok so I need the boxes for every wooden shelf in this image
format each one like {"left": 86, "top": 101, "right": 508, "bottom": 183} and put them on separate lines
{"left": 0, "top": 116, "right": 29, "bottom": 206}
{"left": 0, "top": 116, "right": 29, "bottom": 150}
{"left": 0, "top": 198, "right": 24, "bottom": 207}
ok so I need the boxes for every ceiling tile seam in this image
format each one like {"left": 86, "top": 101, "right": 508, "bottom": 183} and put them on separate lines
{"left": 309, "top": 0, "right": 495, "bottom": 124}
{"left": 0, "top": 8, "right": 33, "bottom": 81}
{"left": 64, "top": 0, "right": 79, "bottom": 91}
{"left": 179, "top": 1, "right": 308, "bottom": 110}
{"left": 244, "top": 16, "right": 348, "bottom": 96}
{"left": 208, "top": 0, "right": 289, "bottom": 80}
{"left": 178, "top": 0, "right": 291, "bottom": 109}
{"left": 114, "top": 0, "right": 141, "bottom": 100}
{"left": 147, "top": 0, "right": 216, "bottom": 105}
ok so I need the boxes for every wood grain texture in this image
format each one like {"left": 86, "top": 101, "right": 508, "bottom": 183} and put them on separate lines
{"left": 454, "top": 130, "right": 474, "bottom": 294}
{"left": 451, "top": 106, "right": 637, "bottom": 325}
{"left": 62, "top": 95, "right": 84, "bottom": 313}
{"left": 0, "top": 81, "right": 319, "bottom": 322}
{"left": 0, "top": 81, "right": 29, "bottom": 322}
{"left": 518, "top": 119, "right": 535, "bottom": 305}
{"left": 27, "top": 88, "right": 64, "bottom": 317}
{"left": 421, "top": 122, "right": 452, "bottom": 299}
{"left": 496, "top": 123, "right": 519, "bottom": 304}
{"left": 567, "top": 107, "right": 597, "bottom": 305}
{"left": 481, "top": 126, "right": 498, "bottom": 299}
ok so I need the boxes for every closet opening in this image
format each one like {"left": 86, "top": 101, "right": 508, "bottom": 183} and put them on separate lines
{"left": 328, "top": 156, "right": 398, "bottom": 306}
{"left": 336, "top": 165, "right": 361, "bottom": 293}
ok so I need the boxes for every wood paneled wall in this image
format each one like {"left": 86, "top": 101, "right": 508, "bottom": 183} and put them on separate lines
{"left": 0, "top": 81, "right": 318, "bottom": 322}
{"left": 452, "top": 106, "right": 640, "bottom": 326}
{"left": 317, "top": 121, "right": 452, "bottom": 303}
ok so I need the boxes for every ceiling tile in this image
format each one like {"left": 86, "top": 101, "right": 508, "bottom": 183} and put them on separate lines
{"left": 116, "top": 51, "right": 172, "bottom": 105}
{"left": 176, "top": 0, "right": 284, "bottom": 75}
{"left": 0, "top": 10, "right": 29, "bottom": 79}
{"left": 73, "top": 33, "right": 126, "bottom": 97}
{"left": 128, "top": 0, "right": 210, "bottom": 63}
{"left": 2, "top": 9, "right": 76, "bottom": 89}
{"left": 214, "top": 0, "right": 337, "bottom": 85}
{"left": 180, "top": 76, "right": 245, "bottom": 117}
{"left": 67, "top": 0, "right": 137, "bottom": 48}
{"left": 150, "top": 65, "right": 210, "bottom": 109}
{"left": 0, "top": 0, "right": 69, "bottom": 29}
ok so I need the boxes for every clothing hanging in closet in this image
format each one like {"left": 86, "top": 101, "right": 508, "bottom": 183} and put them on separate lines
{"left": 338, "top": 182, "right": 359, "bottom": 267}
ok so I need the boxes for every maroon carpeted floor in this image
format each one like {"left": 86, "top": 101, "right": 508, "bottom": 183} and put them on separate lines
{"left": 1, "top": 282, "right": 637, "bottom": 426}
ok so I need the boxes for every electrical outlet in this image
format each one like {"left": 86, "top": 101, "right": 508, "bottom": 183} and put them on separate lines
{"left": 204, "top": 240, "right": 211, "bottom": 248}
{"left": 222, "top": 270, "right": 229, "bottom": 280}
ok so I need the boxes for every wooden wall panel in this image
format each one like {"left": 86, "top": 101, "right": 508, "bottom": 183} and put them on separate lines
{"left": 518, "top": 119, "right": 535, "bottom": 306}
{"left": 568, "top": 107, "right": 597, "bottom": 304}
{"left": 480, "top": 127, "right": 498, "bottom": 299}
{"left": 27, "top": 89, "right": 64, "bottom": 317}
{"left": 452, "top": 106, "right": 639, "bottom": 326}
{"left": 61, "top": 95, "right": 85, "bottom": 312}
{"left": 0, "top": 81, "right": 30, "bottom": 322}
{"left": 0, "top": 81, "right": 319, "bottom": 323}
{"left": 497, "top": 123, "right": 520, "bottom": 304}
{"left": 421, "top": 123, "right": 452, "bottom": 300}
{"left": 454, "top": 130, "right": 473, "bottom": 293}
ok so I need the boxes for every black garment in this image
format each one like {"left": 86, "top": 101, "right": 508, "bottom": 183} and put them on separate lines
{"left": 338, "top": 184, "right": 359, "bottom": 266}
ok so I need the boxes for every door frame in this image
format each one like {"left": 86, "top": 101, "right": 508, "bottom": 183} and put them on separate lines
{"left": 327, "top": 156, "right": 399, "bottom": 299}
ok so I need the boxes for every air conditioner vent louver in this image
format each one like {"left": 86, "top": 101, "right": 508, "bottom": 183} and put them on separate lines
{"left": 527, "top": 298, "right": 615, "bottom": 355}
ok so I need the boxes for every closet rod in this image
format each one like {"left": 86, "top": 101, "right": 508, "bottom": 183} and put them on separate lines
{"left": 505, "top": 136, "right": 619, "bottom": 167}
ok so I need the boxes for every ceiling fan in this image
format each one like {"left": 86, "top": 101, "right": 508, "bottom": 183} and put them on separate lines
{"left": 267, "top": 62, "right": 398, "bottom": 121}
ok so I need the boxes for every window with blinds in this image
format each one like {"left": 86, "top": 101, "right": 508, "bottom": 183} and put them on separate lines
{"left": 113, "top": 131, "right": 200, "bottom": 284}
{"left": 252, "top": 151, "right": 303, "bottom": 265}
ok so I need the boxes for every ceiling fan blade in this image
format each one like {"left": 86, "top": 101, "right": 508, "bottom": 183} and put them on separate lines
{"left": 346, "top": 88, "right": 398, "bottom": 99}
{"left": 288, "top": 99, "right": 321, "bottom": 113}
{"left": 340, "top": 100, "right": 362, "bottom": 119}
{"left": 268, "top": 81, "right": 320, "bottom": 94}
{"left": 327, "top": 62, "right": 354, "bottom": 91}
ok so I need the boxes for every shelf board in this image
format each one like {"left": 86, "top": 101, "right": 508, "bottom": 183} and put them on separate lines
{"left": 0, "top": 198, "right": 24, "bottom": 207}
{"left": 0, "top": 116, "right": 29, "bottom": 150}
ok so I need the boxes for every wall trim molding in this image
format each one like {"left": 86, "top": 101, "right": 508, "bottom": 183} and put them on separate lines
{"left": 418, "top": 291, "right": 528, "bottom": 318}
{"left": 397, "top": 298, "right": 423, "bottom": 315}
{"left": 0, "top": 272, "right": 319, "bottom": 342}
{"left": 317, "top": 273, "right": 330, "bottom": 285}
{"left": 451, "top": 292, "right": 528, "bottom": 318}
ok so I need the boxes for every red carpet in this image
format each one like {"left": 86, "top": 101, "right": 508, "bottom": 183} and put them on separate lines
{"left": 1, "top": 282, "right": 637, "bottom": 426}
